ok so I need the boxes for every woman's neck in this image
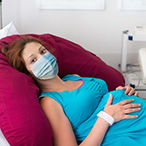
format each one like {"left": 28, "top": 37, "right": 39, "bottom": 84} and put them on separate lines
{"left": 36, "top": 75, "right": 66, "bottom": 92}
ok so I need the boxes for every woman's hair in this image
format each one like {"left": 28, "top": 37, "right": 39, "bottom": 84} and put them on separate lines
{"left": 1, "top": 36, "right": 44, "bottom": 75}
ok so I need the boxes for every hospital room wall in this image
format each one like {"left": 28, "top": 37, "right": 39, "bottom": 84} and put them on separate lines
{"left": 2, "top": 0, "right": 146, "bottom": 70}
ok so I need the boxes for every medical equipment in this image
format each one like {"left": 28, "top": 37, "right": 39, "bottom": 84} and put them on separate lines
{"left": 121, "top": 26, "right": 146, "bottom": 72}
{"left": 139, "top": 48, "right": 146, "bottom": 84}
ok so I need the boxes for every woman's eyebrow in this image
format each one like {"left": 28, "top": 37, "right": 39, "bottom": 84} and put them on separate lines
{"left": 27, "top": 54, "right": 34, "bottom": 62}
{"left": 39, "top": 45, "right": 44, "bottom": 51}
{"left": 27, "top": 46, "right": 43, "bottom": 62}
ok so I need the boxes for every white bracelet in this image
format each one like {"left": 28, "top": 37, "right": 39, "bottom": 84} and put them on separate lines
{"left": 97, "top": 111, "right": 115, "bottom": 126}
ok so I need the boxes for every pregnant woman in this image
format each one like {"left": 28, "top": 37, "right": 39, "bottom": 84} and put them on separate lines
{"left": 2, "top": 36, "right": 146, "bottom": 146}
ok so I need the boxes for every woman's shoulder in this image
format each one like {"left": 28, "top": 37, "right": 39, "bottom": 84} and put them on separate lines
{"left": 72, "top": 74, "right": 80, "bottom": 77}
{"left": 62, "top": 74, "right": 105, "bottom": 82}
{"left": 40, "top": 96, "right": 63, "bottom": 110}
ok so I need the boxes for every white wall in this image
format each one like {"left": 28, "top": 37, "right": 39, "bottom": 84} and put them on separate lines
{"left": 2, "top": 0, "right": 146, "bottom": 70}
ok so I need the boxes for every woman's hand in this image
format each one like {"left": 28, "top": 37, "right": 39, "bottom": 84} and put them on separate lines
{"left": 104, "top": 94, "right": 141, "bottom": 122}
{"left": 116, "top": 85, "right": 139, "bottom": 96}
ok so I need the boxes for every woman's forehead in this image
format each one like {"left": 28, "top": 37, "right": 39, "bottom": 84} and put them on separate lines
{"left": 25, "top": 42, "right": 42, "bottom": 51}
{"left": 22, "top": 42, "right": 42, "bottom": 59}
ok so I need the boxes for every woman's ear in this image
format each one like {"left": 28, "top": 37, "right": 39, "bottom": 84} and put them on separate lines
{"left": 1, "top": 45, "right": 8, "bottom": 54}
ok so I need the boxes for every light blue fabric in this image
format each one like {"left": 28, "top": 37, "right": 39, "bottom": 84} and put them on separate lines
{"left": 39, "top": 74, "right": 146, "bottom": 145}
{"left": 31, "top": 51, "right": 58, "bottom": 79}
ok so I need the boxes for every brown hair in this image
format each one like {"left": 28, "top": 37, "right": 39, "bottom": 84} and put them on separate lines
{"left": 1, "top": 36, "right": 44, "bottom": 75}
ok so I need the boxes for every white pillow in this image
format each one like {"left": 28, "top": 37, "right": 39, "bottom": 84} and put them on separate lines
{"left": 0, "top": 22, "right": 19, "bottom": 39}
{"left": 0, "top": 129, "right": 10, "bottom": 146}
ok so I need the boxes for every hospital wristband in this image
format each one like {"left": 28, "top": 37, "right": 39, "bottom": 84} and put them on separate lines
{"left": 97, "top": 111, "right": 115, "bottom": 126}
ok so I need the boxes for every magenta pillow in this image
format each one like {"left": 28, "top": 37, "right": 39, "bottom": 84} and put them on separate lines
{"left": 0, "top": 34, "right": 125, "bottom": 91}
{"left": 0, "top": 53, "right": 53, "bottom": 146}
{"left": 0, "top": 33, "right": 125, "bottom": 145}
{"left": 49, "top": 34, "right": 125, "bottom": 90}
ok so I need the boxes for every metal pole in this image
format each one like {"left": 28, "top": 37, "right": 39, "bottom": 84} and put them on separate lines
{"left": 121, "top": 31, "right": 129, "bottom": 72}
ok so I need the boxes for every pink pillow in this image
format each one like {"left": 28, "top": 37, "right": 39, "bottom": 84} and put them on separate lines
{"left": 0, "top": 33, "right": 125, "bottom": 145}
{"left": 49, "top": 34, "right": 125, "bottom": 90}
{"left": 0, "top": 53, "right": 53, "bottom": 145}
{"left": 0, "top": 33, "right": 125, "bottom": 91}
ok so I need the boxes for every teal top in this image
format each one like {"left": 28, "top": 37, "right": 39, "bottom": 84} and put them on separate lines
{"left": 39, "top": 75, "right": 146, "bottom": 146}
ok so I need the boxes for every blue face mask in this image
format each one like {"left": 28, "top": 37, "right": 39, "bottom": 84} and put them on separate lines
{"left": 31, "top": 51, "right": 58, "bottom": 79}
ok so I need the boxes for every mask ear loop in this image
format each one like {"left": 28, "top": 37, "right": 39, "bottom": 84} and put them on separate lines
{"left": 125, "top": 73, "right": 140, "bottom": 89}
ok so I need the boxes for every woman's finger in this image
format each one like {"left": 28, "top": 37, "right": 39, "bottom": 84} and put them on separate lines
{"left": 106, "top": 94, "right": 113, "bottom": 106}
{"left": 128, "top": 89, "right": 135, "bottom": 96}
{"left": 123, "top": 103, "right": 141, "bottom": 109}
{"left": 124, "top": 86, "right": 131, "bottom": 95}
{"left": 124, "top": 108, "right": 141, "bottom": 114}
{"left": 134, "top": 91, "right": 139, "bottom": 97}
{"left": 116, "top": 86, "right": 124, "bottom": 90}
{"left": 123, "top": 115, "right": 138, "bottom": 119}
{"left": 118, "top": 99, "right": 134, "bottom": 105}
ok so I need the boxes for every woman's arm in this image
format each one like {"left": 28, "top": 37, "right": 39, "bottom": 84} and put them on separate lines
{"left": 40, "top": 97, "right": 78, "bottom": 146}
{"left": 40, "top": 95, "right": 140, "bottom": 146}
{"left": 80, "top": 94, "right": 140, "bottom": 146}
{"left": 40, "top": 97, "right": 110, "bottom": 146}
{"left": 79, "top": 117, "right": 110, "bottom": 146}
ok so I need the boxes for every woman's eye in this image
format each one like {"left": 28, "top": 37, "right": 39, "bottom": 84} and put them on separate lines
{"left": 41, "top": 49, "right": 46, "bottom": 54}
{"left": 31, "top": 58, "right": 37, "bottom": 63}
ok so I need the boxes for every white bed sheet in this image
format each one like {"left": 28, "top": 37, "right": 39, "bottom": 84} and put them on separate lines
{"left": 0, "top": 129, "right": 10, "bottom": 146}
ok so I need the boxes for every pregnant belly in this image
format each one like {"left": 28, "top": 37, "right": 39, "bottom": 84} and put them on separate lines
{"left": 97, "top": 90, "right": 146, "bottom": 145}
